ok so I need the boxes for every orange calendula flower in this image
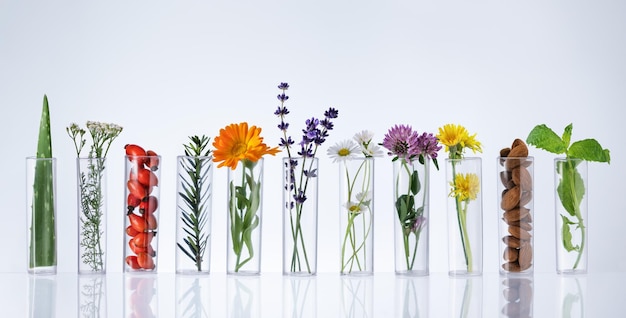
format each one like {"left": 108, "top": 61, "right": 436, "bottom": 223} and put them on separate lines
{"left": 212, "top": 122, "right": 280, "bottom": 169}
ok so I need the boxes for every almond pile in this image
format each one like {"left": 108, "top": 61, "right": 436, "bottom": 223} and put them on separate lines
{"left": 499, "top": 139, "right": 533, "bottom": 273}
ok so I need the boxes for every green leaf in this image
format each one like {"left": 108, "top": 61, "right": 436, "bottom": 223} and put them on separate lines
{"left": 410, "top": 171, "right": 421, "bottom": 195}
{"left": 562, "top": 123, "right": 573, "bottom": 149}
{"left": 567, "top": 139, "right": 611, "bottom": 163}
{"left": 556, "top": 161, "right": 585, "bottom": 217}
{"left": 560, "top": 215, "right": 579, "bottom": 252}
{"left": 526, "top": 124, "right": 567, "bottom": 155}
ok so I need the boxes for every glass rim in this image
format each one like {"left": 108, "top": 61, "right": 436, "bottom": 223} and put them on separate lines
{"left": 445, "top": 157, "right": 482, "bottom": 162}
{"left": 496, "top": 156, "right": 534, "bottom": 160}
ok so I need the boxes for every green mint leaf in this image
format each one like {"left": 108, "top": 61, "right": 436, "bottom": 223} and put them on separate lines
{"left": 561, "top": 215, "right": 579, "bottom": 252}
{"left": 526, "top": 124, "right": 567, "bottom": 155}
{"left": 562, "top": 123, "right": 573, "bottom": 149}
{"left": 556, "top": 160, "right": 585, "bottom": 217}
{"left": 567, "top": 139, "right": 611, "bottom": 163}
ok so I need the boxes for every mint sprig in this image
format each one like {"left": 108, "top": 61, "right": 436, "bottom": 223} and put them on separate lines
{"left": 526, "top": 123, "right": 610, "bottom": 270}
{"left": 526, "top": 123, "right": 610, "bottom": 162}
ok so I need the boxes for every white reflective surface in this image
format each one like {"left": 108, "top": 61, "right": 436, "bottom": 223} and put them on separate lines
{"left": 1, "top": 272, "right": 623, "bottom": 317}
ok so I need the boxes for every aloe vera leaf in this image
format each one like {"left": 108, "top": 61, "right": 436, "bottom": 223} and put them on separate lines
{"left": 30, "top": 94, "right": 56, "bottom": 268}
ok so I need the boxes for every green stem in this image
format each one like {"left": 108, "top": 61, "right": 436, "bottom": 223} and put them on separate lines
{"left": 451, "top": 160, "right": 473, "bottom": 273}
{"left": 565, "top": 160, "right": 585, "bottom": 270}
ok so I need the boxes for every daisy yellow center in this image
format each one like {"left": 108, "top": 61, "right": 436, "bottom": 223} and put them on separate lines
{"left": 348, "top": 204, "right": 361, "bottom": 213}
{"left": 338, "top": 148, "right": 351, "bottom": 157}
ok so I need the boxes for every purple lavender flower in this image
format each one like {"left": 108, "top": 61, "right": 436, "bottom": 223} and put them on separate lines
{"left": 278, "top": 82, "right": 289, "bottom": 90}
{"left": 324, "top": 107, "right": 339, "bottom": 119}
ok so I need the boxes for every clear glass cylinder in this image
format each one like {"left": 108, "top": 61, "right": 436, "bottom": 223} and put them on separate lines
{"left": 26, "top": 157, "right": 57, "bottom": 274}
{"left": 554, "top": 158, "right": 588, "bottom": 274}
{"left": 282, "top": 157, "right": 318, "bottom": 276}
{"left": 124, "top": 274, "right": 157, "bottom": 317}
{"left": 123, "top": 154, "right": 162, "bottom": 272}
{"left": 446, "top": 157, "right": 483, "bottom": 276}
{"left": 448, "top": 277, "right": 482, "bottom": 317}
{"left": 499, "top": 276, "right": 533, "bottom": 317}
{"left": 282, "top": 277, "right": 317, "bottom": 318}
{"left": 393, "top": 158, "right": 430, "bottom": 276}
{"left": 78, "top": 275, "right": 107, "bottom": 317}
{"left": 176, "top": 155, "right": 214, "bottom": 274}
{"left": 339, "top": 157, "right": 375, "bottom": 275}
{"left": 227, "top": 158, "right": 264, "bottom": 275}
{"left": 176, "top": 275, "right": 211, "bottom": 318}
{"left": 76, "top": 157, "right": 108, "bottom": 274}
{"left": 497, "top": 156, "right": 534, "bottom": 275}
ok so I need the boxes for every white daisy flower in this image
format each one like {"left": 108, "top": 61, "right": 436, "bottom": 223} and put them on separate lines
{"left": 361, "top": 143, "right": 384, "bottom": 158}
{"left": 344, "top": 201, "right": 366, "bottom": 214}
{"left": 355, "top": 191, "right": 372, "bottom": 206}
{"left": 327, "top": 139, "right": 359, "bottom": 163}
{"left": 353, "top": 130, "right": 375, "bottom": 145}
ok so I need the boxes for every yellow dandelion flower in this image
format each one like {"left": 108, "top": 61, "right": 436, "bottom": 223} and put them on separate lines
{"left": 212, "top": 122, "right": 280, "bottom": 169}
{"left": 449, "top": 173, "right": 480, "bottom": 201}
{"left": 436, "top": 123, "right": 482, "bottom": 158}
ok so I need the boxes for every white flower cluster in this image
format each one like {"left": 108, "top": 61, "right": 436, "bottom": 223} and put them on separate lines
{"left": 327, "top": 130, "right": 384, "bottom": 163}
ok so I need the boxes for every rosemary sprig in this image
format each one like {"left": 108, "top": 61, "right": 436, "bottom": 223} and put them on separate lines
{"left": 68, "top": 121, "right": 122, "bottom": 271}
{"left": 177, "top": 135, "right": 212, "bottom": 271}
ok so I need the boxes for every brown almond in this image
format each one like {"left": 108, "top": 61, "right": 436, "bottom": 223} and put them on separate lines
{"left": 521, "top": 212, "right": 532, "bottom": 223}
{"left": 501, "top": 186, "right": 520, "bottom": 210}
{"left": 503, "top": 247, "right": 519, "bottom": 262}
{"left": 500, "top": 171, "right": 511, "bottom": 187}
{"left": 519, "top": 191, "right": 532, "bottom": 207}
{"left": 518, "top": 220, "right": 533, "bottom": 231}
{"left": 502, "top": 261, "right": 521, "bottom": 272}
{"left": 502, "top": 235, "right": 521, "bottom": 248}
{"left": 512, "top": 166, "right": 533, "bottom": 190}
{"left": 503, "top": 207, "right": 530, "bottom": 223}
{"left": 518, "top": 244, "right": 533, "bottom": 269}
{"left": 500, "top": 147, "right": 511, "bottom": 158}
{"left": 508, "top": 225, "right": 531, "bottom": 240}
{"left": 510, "top": 139, "right": 529, "bottom": 157}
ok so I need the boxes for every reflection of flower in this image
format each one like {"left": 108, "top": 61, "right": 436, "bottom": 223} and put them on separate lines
{"left": 382, "top": 124, "right": 441, "bottom": 272}
{"left": 68, "top": 121, "right": 123, "bottom": 272}
{"left": 330, "top": 131, "right": 382, "bottom": 274}
{"left": 437, "top": 123, "right": 482, "bottom": 273}
{"left": 275, "top": 82, "right": 339, "bottom": 274}
{"left": 213, "top": 122, "right": 280, "bottom": 272}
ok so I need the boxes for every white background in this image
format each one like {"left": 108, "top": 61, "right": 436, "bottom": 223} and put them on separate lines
{"left": 1, "top": 0, "right": 624, "bottom": 276}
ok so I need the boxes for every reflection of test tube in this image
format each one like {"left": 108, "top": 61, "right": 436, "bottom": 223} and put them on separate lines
{"left": 449, "top": 277, "right": 482, "bottom": 318}
{"left": 175, "top": 275, "right": 210, "bottom": 318}
{"left": 282, "top": 277, "right": 317, "bottom": 318}
{"left": 395, "top": 276, "right": 429, "bottom": 318}
{"left": 499, "top": 277, "right": 533, "bottom": 317}
{"left": 340, "top": 276, "right": 373, "bottom": 318}
{"left": 125, "top": 275, "right": 157, "bottom": 318}
{"left": 78, "top": 275, "right": 107, "bottom": 318}
{"left": 228, "top": 276, "right": 260, "bottom": 318}
{"left": 558, "top": 277, "right": 586, "bottom": 318}
{"left": 29, "top": 275, "right": 57, "bottom": 318}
